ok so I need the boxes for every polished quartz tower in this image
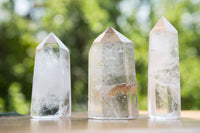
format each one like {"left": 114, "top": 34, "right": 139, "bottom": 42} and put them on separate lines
{"left": 31, "top": 33, "right": 71, "bottom": 118}
{"left": 148, "top": 17, "right": 181, "bottom": 119}
{"left": 88, "top": 27, "right": 138, "bottom": 119}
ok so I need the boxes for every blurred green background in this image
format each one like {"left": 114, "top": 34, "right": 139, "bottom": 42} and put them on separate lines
{"left": 0, "top": 0, "right": 200, "bottom": 114}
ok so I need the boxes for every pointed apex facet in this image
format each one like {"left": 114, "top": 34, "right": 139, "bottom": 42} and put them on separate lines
{"left": 93, "top": 27, "right": 132, "bottom": 43}
{"left": 46, "top": 33, "right": 57, "bottom": 44}
{"left": 36, "top": 32, "right": 69, "bottom": 51}
{"left": 105, "top": 27, "right": 115, "bottom": 33}
{"left": 150, "top": 17, "right": 177, "bottom": 34}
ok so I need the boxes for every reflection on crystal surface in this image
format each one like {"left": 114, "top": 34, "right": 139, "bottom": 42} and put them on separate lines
{"left": 31, "top": 118, "right": 71, "bottom": 132}
{"left": 31, "top": 33, "right": 71, "bottom": 118}
{"left": 148, "top": 17, "right": 181, "bottom": 119}
{"left": 88, "top": 27, "right": 138, "bottom": 119}
{"left": 148, "top": 119, "right": 181, "bottom": 128}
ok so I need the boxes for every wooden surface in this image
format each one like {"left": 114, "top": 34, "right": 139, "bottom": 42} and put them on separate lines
{"left": 0, "top": 111, "right": 200, "bottom": 133}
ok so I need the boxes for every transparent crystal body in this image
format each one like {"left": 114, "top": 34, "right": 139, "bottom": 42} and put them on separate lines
{"left": 88, "top": 27, "right": 138, "bottom": 119}
{"left": 148, "top": 17, "right": 181, "bottom": 119}
{"left": 31, "top": 33, "right": 71, "bottom": 118}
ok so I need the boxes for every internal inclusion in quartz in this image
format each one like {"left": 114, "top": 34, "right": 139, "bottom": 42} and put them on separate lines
{"left": 88, "top": 27, "right": 138, "bottom": 119}
{"left": 31, "top": 33, "right": 71, "bottom": 118}
{"left": 148, "top": 17, "right": 181, "bottom": 119}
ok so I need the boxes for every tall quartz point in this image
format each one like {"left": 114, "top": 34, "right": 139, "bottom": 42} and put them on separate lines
{"left": 31, "top": 33, "right": 71, "bottom": 118}
{"left": 88, "top": 27, "right": 138, "bottom": 119}
{"left": 148, "top": 17, "right": 181, "bottom": 119}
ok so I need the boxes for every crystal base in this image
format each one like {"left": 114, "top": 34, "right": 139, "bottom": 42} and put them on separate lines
{"left": 31, "top": 113, "right": 71, "bottom": 119}
{"left": 149, "top": 114, "right": 180, "bottom": 120}
{"left": 88, "top": 115, "right": 137, "bottom": 120}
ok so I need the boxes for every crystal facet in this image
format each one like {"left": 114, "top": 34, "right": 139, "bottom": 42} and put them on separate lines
{"left": 148, "top": 17, "right": 181, "bottom": 119}
{"left": 31, "top": 33, "right": 71, "bottom": 118}
{"left": 88, "top": 27, "right": 138, "bottom": 119}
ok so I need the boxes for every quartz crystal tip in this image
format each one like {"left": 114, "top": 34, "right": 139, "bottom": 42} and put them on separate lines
{"left": 46, "top": 33, "right": 57, "bottom": 44}
{"left": 150, "top": 16, "right": 177, "bottom": 34}
{"left": 93, "top": 27, "right": 132, "bottom": 43}
{"left": 36, "top": 32, "right": 69, "bottom": 52}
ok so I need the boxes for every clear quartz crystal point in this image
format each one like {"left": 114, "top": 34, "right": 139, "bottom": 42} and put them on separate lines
{"left": 31, "top": 33, "right": 71, "bottom": 118}
{"left": 148, "top": 17, "right": 181, "bottom": 119}
{"left": 88, "top": 27, "right": 138, "bottom": 119}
